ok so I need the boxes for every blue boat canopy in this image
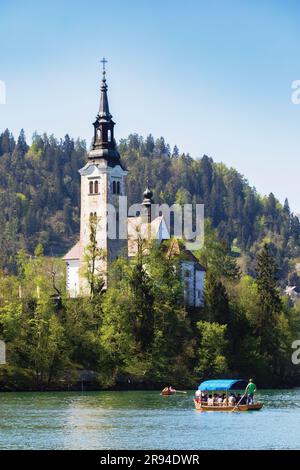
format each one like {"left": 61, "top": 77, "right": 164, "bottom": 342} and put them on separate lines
{"left": 198, "top": 379, "right": 248, "bottom": 391}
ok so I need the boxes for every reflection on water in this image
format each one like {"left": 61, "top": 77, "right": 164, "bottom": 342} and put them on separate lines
{"left": 0, "top": 390, "right": 300, "bottom": 449}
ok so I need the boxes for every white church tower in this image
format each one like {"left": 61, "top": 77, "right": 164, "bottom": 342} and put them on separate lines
{"left": 64, "top": 59, "right": 128, "bottom": 296}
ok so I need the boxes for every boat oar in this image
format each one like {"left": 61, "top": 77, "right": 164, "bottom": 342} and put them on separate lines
{"left": 175, "top": 390, "right": 187, "bottom": 394}
{"left": 231, "top": 393, "right": 246, "bottom": 412}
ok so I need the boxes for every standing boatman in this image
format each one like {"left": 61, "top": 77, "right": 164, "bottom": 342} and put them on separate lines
{"left": 245, "top": 378, "right": 257, "bottom": 404}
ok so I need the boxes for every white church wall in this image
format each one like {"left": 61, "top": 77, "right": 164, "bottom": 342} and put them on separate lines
{"left": 195, "top": 270, "right": 205, "bottom": 307}
{"left": 181, "top": 261, "right": 195, "bottom": 306}
{"left": 181, "top": 261, "right": 205, "bottom": 307}
{"left": 66, "top": 260, "right": 80, "bottom": 298}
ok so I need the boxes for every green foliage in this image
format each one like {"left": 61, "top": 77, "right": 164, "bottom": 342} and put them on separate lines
{"left": 0, "top": 130, "right": 86, "bottom": 271}
{"left": 196, "top": 220, "right": 240, "bottom": 280}
{"left": 1, "top": 129, "right": 300, "bottom": 285}
{"left": 195, "top": 321, "right": 228, "bottom": 378}
{"left": 1, "top": 130, "right": 300, "bottom": 389}
{"left": 204, "top": 270, "right": 230, "bottom": 324}
{"left": 0, "top": 235, "right": 300, "bottom": 389}
{"left": 82, "top": 214, "right": 106, "bottom": 298}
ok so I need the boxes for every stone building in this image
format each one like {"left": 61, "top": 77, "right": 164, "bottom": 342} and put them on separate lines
{"left": 64, "top": 64, "right": 205, "bottom": 306}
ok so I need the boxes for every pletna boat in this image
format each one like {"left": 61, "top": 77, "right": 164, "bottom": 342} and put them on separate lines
{"left": 194, "top": 379, "right": 263, "bottom": 412}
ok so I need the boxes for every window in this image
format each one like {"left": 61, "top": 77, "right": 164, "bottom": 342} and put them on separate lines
{"left": 108, "top": 129, "right": 111, "bottom": 142}
{"left": 94, "top": 180, "right": 99, "bottom": 194}
{"left": 117, "top": 181, "right": 121, "bottom": 195}
{"left": 116, "top": 211, "right": 119, "bottom": 238}
{"left": 89, "top": 181, "right": 93, "bottom": 194}
{"left": 112, "top": 181, "right": 116, "bottom": 194}
{"left": 97, "top": 129, "right": 101, "bottom": 140}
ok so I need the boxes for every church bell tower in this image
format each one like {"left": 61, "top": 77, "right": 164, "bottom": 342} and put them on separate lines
{"left": 78, "top": 59, "right": 128, "bottom": 293}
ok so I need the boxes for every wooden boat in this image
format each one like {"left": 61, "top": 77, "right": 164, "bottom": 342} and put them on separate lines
{"left": 194, "top": 379, "right": 264, "bottom": 412}
{"left": 194, "top": 399, "right": 263, "bottom": 412}
{"left": 161, "top": 387, "right": 176, "bottom": 396}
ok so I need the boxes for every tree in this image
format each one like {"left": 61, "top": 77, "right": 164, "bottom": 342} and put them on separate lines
{"left": 196, "top": 220, "right": 240, "bottom": 280}
{"left": 204, "top": 270, "right": 230, "bottom": 324}
{"left": 83, "top": 214, "right": 106, "bottom": 298}
{"left": 195, "top": 321, "right": 228, "bottom": 379}
{"left": 255, "top": 244, "right": 282, "bottom": 373}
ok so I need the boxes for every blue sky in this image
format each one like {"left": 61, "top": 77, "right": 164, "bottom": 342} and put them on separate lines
{"left": 1, "top": 0, "right": 300, "bottom": 211}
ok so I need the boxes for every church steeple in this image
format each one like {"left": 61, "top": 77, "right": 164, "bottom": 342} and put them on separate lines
{"left": 98, "top": 59, "right": 111, "bottom": 119}
{"left": 90, "top": 58, "right": 121, "bottom": 165}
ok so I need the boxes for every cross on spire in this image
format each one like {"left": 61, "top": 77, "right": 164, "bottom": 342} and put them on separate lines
{"left": 100, "top": 57, "right": 108, "bottom": 73}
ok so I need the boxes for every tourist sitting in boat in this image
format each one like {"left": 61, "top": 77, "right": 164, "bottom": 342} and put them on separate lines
{"left": 236, "top": 393, "right": 247, "bottom": 405}
{"left": 212, "top": 393, "right": 219, "bottom": 404}
{"left": 228, "top": 393, "right": 236, "bottom": 405}
{"left": 223, "top": 395, "right": 228, "bottom": 406}
{"left": 207, "top": 395, "right": 214, "bottom": 406}
{"left": 217, "top": 394, "right": 223, "bottom": 405}
{"left": 195, "top": 390, "right": 205, "bottom": 403}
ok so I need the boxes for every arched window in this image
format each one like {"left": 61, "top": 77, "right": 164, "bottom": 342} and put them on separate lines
{"left": 94, "top": 180, "right": 99, "bottom": 194}
{"left": 89, "top": 181, "right": 93, "bottom": 194}
{"left": 117, "top": 181, "right": 121, "bottom": 195}
{"left": 97, "top": 129, "right": 101, "bottom": 141}
{"left": 108, "top": 129, "right": 111, "bottom": 142}
{"left": 112, "top": 181, "right": 116, "bottom": 194}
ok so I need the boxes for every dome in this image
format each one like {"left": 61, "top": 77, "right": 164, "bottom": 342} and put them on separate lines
{"left": 143, "top": 186, "right": 153, "bottom": 200}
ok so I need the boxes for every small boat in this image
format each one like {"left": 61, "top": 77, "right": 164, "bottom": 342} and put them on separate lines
{"left": 161, "top": 387, "right": 176, "bottom": 396}
{"left": 194, "top": 400, "right": 263, "bottom": 412}
{"left": 194, "top": 379, "right": 264, "bottom": 412}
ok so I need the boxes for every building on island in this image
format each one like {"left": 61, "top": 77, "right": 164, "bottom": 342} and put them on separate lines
{"left": 63, "top": 63, "right": 205, "bottom": 307}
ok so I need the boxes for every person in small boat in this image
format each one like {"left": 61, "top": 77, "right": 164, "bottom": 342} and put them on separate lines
{"left": 223, "top": 395, "right": 228, "bottom": 406}
{"left": 245, "top": 378, "right": 256, "bottom": 404}
{"left": 217, "top": 394, "right": 223, "bottom": 405}
{"left": 207, "top": 394, "right": 214, "bottom": 406}
{"left": 212, "top": 393, "right": 219, "bottom": 404}
{"left": 228, "top": 393, "right": 236, "bottom": 406}
{"left": 236, "top": 393, "right": 247, "bottom": 405}
{"left": 195, "top": 390, "right": 203, "bottom": 403}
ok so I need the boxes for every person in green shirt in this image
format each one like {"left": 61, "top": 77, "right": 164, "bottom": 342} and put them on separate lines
{"left": 245, "top": 378, "right": 256, "bottom": 404}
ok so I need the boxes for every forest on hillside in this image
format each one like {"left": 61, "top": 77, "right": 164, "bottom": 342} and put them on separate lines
{"left": 1, "top": 128, "right": 300, "bottom": 287}
{"left": 1, "top": 128, "right": 300, "bottom": 390}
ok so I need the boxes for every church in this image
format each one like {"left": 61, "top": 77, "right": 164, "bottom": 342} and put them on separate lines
{"left": 63, "top": 63, "right": 205, "bottom": 307}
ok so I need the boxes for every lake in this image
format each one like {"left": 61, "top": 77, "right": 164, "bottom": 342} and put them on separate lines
{"left": 0, "top": 389, "right": 300, "bottom": 450}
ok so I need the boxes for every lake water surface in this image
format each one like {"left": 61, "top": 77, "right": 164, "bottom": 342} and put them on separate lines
{"left": 0, "top": 389, "right": 300, "bottom": 450}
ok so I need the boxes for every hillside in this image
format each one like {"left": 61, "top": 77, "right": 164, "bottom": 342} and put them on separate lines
{"left": 0, "top": 128, "right": 299, "bottom": 284}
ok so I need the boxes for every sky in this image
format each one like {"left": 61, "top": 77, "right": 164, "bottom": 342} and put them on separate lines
{"left": 1, "top": 0, "right": 300, "bottom": 212}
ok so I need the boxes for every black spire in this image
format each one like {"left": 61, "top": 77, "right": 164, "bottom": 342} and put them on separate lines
{"left": 142, "top": 186, "right": 154, "bottom": 204}
{"left": 90, "top": 58, "right": 122, "bottom": 166}
{"left": 98, "top": 59, "right": 111, "bottom": 119}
